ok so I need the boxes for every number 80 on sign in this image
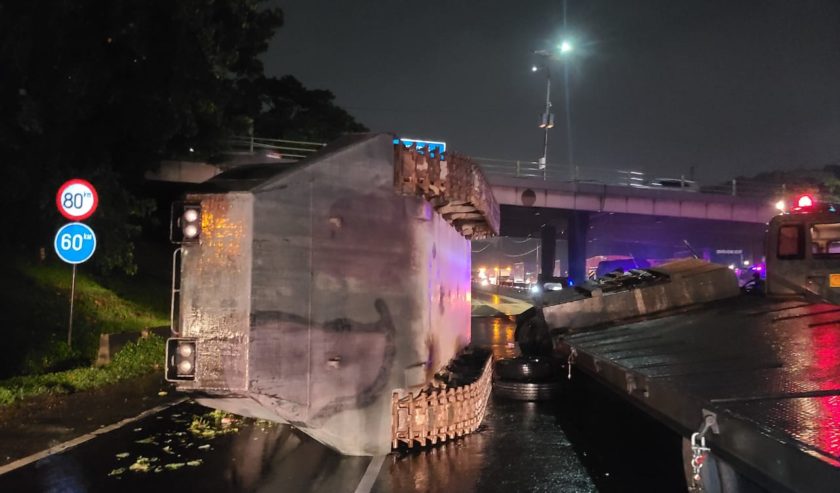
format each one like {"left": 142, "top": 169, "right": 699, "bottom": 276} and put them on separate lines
{"left": 54, "top": 223, "right": 97, "bottom": 264}
{"left": 56, "top": 178, "right": 98, "bottom": 221}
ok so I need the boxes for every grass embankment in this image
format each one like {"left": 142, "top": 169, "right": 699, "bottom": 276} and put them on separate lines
{"left": 0, "top": 336, "right": 164, "bottom": 406}
{"left": 0, "top": 256, "right": 169, "bottom": 405}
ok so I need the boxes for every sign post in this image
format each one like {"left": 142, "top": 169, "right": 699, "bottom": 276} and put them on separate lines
{"left": 54, "top": 178, "right": 99, "bottom": 348}
{"left": 54, "top": 222, "right": 97, "bottom": 348}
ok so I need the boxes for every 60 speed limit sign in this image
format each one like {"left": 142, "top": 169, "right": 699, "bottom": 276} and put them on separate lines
{"left": 54, "top": 222, "right": 97, "bottom": 264}
{"left": 56, "top": 178, "right": 98, "bottom": 221}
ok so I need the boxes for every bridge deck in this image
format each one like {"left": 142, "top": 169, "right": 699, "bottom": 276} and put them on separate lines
{"left": 556, "top": 296, "right": 840, "bottom": 492}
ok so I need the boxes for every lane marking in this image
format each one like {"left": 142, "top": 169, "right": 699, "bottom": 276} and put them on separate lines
{"left": 354, "top": 454, "right": 386, "bottom": 493}
{"left": 0, "top": 397, "right": 188, "bottom": 476}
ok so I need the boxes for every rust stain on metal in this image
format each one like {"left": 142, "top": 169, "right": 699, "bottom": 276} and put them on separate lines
{"left": 391, "top": 356, "right": 492, "bottom": 448}
{"left": 394, "top": 144, "right": 499, "bottom": 239}
{"left": 196, "top": 195, "right": 246, "bottom": 268}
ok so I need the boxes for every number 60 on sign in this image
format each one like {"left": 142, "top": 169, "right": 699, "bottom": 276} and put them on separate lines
{"left": 54, "top": 222, "right": 97, "bottom": 264}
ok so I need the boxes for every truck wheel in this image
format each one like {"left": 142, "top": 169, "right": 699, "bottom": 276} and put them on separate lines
{"left": 494, "top": 357, "right": 553, "bottom": 381}
{"left": 515, "top": 307, "right": 551, "bottom": 356}
{"left": 681, "top": 439, "right": 765, "bottom": 493}
{"left": 492, "top": 380, "right": 561, "bottom": 401}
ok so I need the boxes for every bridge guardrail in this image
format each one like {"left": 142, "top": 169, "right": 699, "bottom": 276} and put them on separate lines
{"left": 474, "top": 157, "right": 786, "bottom": 200}
{"left": 223, "top": 137, "right": 787, "bottom": 200}
{"left": 226, "top": 136, "right": 326, "bottom": 160}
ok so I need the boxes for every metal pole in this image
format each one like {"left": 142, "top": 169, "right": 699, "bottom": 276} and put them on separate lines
{"left": 68, "top": 264, "right": 76, "bottom": 348}
{"left": 542, "top": 68, "right": 552, "bottom": 168}
{"left": 562, "top": 0, "right": 574, "bottom": 175}
{"left": 563, "top": 60, "right": 573, "bottom": 170}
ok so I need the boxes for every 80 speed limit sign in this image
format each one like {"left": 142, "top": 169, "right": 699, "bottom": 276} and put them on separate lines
{"left": 56, "top": 178, "right": 98, "bottom": 221}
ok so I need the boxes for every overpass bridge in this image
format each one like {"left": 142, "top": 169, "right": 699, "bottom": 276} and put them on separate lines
{"left": 146, "top": 136, "right": 786, "bottom": 284}
{"left": 473, "top": 158, "right": 783, "bottom": 285}
{"left": 477, "top": 157, "right": 779, "bottom": 223}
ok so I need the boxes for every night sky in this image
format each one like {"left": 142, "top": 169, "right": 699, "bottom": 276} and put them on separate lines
{"left": 267, "top": 1, "right": 840, "bottom": 184}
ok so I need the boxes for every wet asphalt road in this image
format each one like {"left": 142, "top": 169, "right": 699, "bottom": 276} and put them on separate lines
{"left": 0, "top": 317, "right": 686, "bottom": 492}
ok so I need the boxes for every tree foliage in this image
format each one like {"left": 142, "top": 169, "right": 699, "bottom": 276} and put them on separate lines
{"left": 0, "top": 0, "right": 366, "bottom": 273}
{"left": 734, "top": 164, "right": 840, "bottom": 203}
{"left": 252, "top": 75, "right": 368, "bottom": 141}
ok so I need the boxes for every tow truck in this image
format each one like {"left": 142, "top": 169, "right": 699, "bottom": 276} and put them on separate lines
{"left": 517, "top": 194, "right": 840, "bottom": 492}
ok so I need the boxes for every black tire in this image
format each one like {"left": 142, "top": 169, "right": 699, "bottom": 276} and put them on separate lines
{"left": 515, "top": 308, "right": 552, "bottom": 357}
{"left": 494, "top": 357, "right": 553, "bottom": 381}
{"left": 492, "top": 380, "right": 562, "bottom": 401}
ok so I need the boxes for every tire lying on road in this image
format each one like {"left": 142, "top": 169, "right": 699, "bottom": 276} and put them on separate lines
{"left": 515, "top": 307, "right": 552, "bottom": 356}
{"left": 494, "top": 357, "right": 553, "bottom": 381}
{"left": 492, "top": 380, "right": 562, "bottom": 401}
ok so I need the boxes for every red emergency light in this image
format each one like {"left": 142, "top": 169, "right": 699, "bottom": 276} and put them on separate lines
{"left": 796, "top": 194, "right": 814, "bottom": 209}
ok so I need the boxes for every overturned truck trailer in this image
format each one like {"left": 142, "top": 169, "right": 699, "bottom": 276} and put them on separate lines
{"left": 166, "top": 133, "right": 499, "bottom": 455}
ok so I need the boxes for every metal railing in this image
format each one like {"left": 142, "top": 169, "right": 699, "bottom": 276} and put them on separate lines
{"left": 226, "top": 135, "right": 326, "bottom": 160}
{"left": 474, "top": 157, "right": 786, "bottom": 199}
{"left": 220, "top": 137, "right": 786, "bottom": 200}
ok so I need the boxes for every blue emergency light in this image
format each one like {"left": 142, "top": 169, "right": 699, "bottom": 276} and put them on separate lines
{"left": 394, "top": 138, "right": 447, "bottom": 159}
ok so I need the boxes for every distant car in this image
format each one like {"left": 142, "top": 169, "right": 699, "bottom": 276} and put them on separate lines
{"left": 648, "top": 177, "right": 699, "bottom": 192}
{"left": 594, "top": 259, "right": 650, "bottom": 278}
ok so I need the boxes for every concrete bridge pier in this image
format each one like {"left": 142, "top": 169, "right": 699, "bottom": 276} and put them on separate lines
{"left": 537, "top": 210, "right": 588, "bottom": 285}
{"left": 538, "top": 224, "right": 556, "bottom": 284}
{"left": 567, "top": 211, "right": 589, "bottom": 284}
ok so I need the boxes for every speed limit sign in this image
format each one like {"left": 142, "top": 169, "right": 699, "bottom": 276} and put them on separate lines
{"left": 56, "top": 178, "right": 98, "bottom": 221}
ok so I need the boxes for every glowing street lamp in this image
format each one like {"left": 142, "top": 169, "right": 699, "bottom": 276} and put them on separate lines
{"left": 533, "top": 39, "right": 574, "bottom": 171}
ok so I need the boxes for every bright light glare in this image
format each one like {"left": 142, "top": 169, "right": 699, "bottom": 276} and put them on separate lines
{"left": 531, "top": 65, "right": 538, "bottom": 72}
{"left": 183, "top": 209, "right": 199, "bottom": 223}
{"left": 178, "top": 360, "right": 193, "bottom": 374}
{"left": 775, "top": 200, "right": 786, "bottom": 211}
{"left": 728, "top": 264, "right": 736, "bottom": 270}
{"left": 797, "top": 195, "right": 814, "bottom": 208}
{"left": 183, "top": 224, "right": 199, "bottom": 238}
{"left": 530, "top": 285, "right": 541, "bottom": 294}
{"left": 559, "top": 41, "right": 573, "bottom": 53}
{"left": 480, "top": 279, "right": 489, "bottom": 287}
{"left": 743, "top": 260, "right": 751, "bottom": 266}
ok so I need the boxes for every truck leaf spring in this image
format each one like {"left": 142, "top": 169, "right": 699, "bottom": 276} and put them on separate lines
{"left": 391, "top": 356, "right": 492, "bottom": 449}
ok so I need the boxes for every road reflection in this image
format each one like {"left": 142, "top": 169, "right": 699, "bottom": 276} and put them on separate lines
{"left": 0, "top": 317, "right": 609, "bottom": 493}
{"left": 469, "top": 316, "right": 518, "bottom": 361}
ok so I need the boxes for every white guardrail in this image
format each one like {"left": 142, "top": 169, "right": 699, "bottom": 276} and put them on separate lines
{"left": 227, "top": 136, "right": 784, "bottom": 199}
{"left": 226, "top": 136, "right": 327, "bottom": 160}
{"left": 473, "top": 157, "right": 786, "bottom": 199}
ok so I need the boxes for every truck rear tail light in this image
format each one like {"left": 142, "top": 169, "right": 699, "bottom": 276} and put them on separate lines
{"left": 170, "top": 202, "right": 202, "bottom": 244}
{"left": 166, "top": 338, "right": 197, "bottom": 381}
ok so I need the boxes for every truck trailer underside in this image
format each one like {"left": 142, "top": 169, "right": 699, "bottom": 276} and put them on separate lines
{"left": 556, "top": 295, "right": 840, "bottom": 492}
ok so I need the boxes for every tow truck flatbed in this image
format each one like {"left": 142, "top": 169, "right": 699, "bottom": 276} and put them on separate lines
{"left": 556, "top": 295, "right": 840, "bottom": 492}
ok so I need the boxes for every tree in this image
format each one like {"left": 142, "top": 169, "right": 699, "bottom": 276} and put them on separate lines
{"left": 0, "top": 0, "right": 286, "bottom": 272}
{"left": 250, "top": 75, "right": 368, "bottom": 142}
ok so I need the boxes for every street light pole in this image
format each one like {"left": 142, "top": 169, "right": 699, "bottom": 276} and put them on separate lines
{"left": 562, "top": 60, "right": 573, "bottom": 179}
{"left": 541, "top": 65, "right": 552, "bottom": 171}
{"left": 533, "top": 41, "right": 572, "bottom": 173}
